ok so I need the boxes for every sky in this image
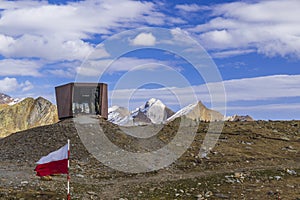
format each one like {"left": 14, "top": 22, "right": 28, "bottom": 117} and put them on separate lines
{"left": 0, "top": 0, "right": 299, "bottom": 120}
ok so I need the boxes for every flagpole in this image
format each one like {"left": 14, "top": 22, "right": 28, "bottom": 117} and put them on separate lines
{"left": 67, "top": 139, "right": 70, "bottom": 200}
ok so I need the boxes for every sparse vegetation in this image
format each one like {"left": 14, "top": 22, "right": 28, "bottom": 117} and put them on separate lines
{"left": 0, "top": 119, "right": 299, "bottom": 199}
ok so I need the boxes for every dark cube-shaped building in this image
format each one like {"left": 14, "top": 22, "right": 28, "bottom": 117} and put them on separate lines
{"left": 55, "top": 82, "right": 108, "bottom": 120}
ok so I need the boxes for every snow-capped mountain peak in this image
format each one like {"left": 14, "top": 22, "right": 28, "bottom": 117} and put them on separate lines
{"left": 0, "top": 93, "right": 14, "bottom": 104}
{"left": 108, "top": 106, "right": 132, "bottom": 126}
{"left": 133, "top": 98, "right": 165, "bottom": 114}
{"left": 108, "top": 99, "right": 225, "bottom": 126}
{"left": 108, "top": 105, "right": 122, "bottom": 113}
{"left": 167, "top": 102, "right": 198, "bottom": 122}
{"left": 132, "top": 98, "right": 172, "bottom": 124}
{"left": 8, "top": 98, "right": 25, "bottom": 106}
{"left": 108, "top": 98, "right": 174, "bottom": 126}
{"left": 225, "top": 114, "right": 254, "bottom": 122}
{"left": 167, "top": 101, "right": 224, "bottom": 122}
{"left": 145, "top": 98, "right": 164, "bottom": 108}
{"left": 0, "top": 93, "right": 25, "bottom": 105}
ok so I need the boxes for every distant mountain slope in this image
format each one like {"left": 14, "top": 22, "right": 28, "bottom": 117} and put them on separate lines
{"left": 109, "top": 99, "right": 224, "bottom": 126}
{"left": 167, "top": 101, "right": 224, "bottom": 122}
{"left": 226, "top": 115, "right": 254, "bottom": 122}
{"left": 0, "top": 93, "right": 14, "bottom": 104}
{"left": 108, "top": 106, "right": 133, "bottom": 126}
{"left": 0, "top": 97, "right": 58, "bottom": 138}
{"left": 108, "top": 98, "right": 174, "bottom": 126}
{"left": 132, "top": 98, "right": 174, "bottom": 124}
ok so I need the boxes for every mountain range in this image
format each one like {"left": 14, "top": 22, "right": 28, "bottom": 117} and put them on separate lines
{"left": 108, "top": 98, "right": 174, "bottom": 126}
{"left": 0, "top": 93, "right": 14, "bottom": 104}
{"left": 0, "top": 93, "right": 253, "bottom": 137}
{"left": 0, "top": 94, "right": 58, "bottom": 138}
{"left": 108, "top": 98, "right": 225, "bottom": 126}
{"left": 225, "top": 114, "right": 254, "bottom": 122}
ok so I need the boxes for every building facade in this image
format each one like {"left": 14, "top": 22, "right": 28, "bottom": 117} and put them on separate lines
{"left": 55, "top": 83, "right": 108, "bottom": 120}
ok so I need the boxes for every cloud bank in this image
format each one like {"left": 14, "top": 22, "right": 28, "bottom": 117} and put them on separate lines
{"left": 0, "top": 77, "right": 33, "bottom": 93}
{"left": 110, "top": 74, "right": 300, "bottom": 117}
{"left": 190, "top": 0, "right": 300, "bottom": 58}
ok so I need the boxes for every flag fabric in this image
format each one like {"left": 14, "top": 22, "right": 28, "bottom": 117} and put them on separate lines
{"left": 34, "top": 143, "right": 69, "bottom": 177}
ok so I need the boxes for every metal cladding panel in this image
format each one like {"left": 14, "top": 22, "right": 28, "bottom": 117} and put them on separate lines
{"left": 100, "top": 83, "right": 108, "bottom": 119}
{"left": 55, "top": 83, "right": 73, "bottom": 119}
{"left": 55, "top": 82, "right": 108, "bottom": 120}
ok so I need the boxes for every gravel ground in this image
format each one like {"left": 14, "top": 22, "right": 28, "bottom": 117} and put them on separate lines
{"left": 0, "top": 118, "right": 299, "bottom": 199}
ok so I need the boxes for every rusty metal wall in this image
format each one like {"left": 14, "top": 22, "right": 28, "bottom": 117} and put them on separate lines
{"left": 100, "top": 83, "right": 108, "bottom": 119}
{"left": 55, "top": 83, "right": 73, "bottom": 119}
{"left": 55, "top": 82, "right": 108, "bottom": 120}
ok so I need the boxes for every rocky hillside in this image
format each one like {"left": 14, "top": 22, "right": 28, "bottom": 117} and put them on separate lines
{"left": 0, "top": 93, "right": 14, "bottom": 104}
{"left": 167, "top": 101, "right": 224, "bottom": 122}
{"left": 226, "top": 114, "right": 254, "bottom": 122}
{"left": 0, "top": 116, "right": 299, "bottom": 199}
{"left": 0, "top": 93, "right": 24, "bottom": 105}
{"left": 0, "top": 97, "right": 58, "bottom": 138}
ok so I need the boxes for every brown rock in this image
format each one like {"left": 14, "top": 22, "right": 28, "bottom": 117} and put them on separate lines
{"left": 0, "top": 97, "right": 58, "bottom": 138}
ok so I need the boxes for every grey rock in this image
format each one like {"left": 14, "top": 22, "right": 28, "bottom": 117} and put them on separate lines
{"left": 76, "top": 174, "right": 84, "bottom": 178}
{"left": 286, "top": 169, "right": 297, "bottom": 175}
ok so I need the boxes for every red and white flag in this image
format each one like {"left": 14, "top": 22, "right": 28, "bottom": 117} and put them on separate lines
{"left": 34, "top": 143, "right": 69, "bottom": 177}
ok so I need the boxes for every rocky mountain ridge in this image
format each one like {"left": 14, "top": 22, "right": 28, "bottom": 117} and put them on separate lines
{"left": 0, "top": 93, "right": 14, "bottom": 104}
{"left": 226, "top": 114, "right": 254, "bottom": 122}
{"left": 109, "top": 99, "right": 225, "bottom": 126}
{"left": 0, "top": 96, "right": 58, "bottom": 138}
{"left": 1, "top": 93, "right": 253, "bottom": 137}
{"left": 108, "top": 98, "right": 174, "bottom": 126}
{"left": 167, "top": 101, "right": 224, "bottom": 122}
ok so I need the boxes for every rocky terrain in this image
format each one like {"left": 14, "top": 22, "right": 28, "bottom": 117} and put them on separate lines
{"left": 167, "top": 101, "right": 224, "bottom": 122}
{"left": 0, "top": 96, "right": 58, "bottom": 138}
{"left": 226, "top": 115, "right": 254, "bottom": 122}
{"left": 0, "top": 117, "right": 299, "bottom": 199}
{"left": 0, "top": 93, "right": 14, "bottom": 104}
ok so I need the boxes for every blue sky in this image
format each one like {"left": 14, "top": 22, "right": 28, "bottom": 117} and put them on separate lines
{"left": 0, "top": 0, "right": 299, "bottom": 120}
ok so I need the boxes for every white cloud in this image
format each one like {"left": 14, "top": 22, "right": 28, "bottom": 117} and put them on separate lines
{"left": 109, "top": 74, "right": 300, "bottom": 108}
{"left": 131, "top": 32, "right": 156, "bottom": 46}
{"left": 214, "top": 74, "right": 300, "bottom": 102}
{"left": 0, "top": 0, "right": 181, "bottom": 61}
{"left": 0, "top": 0, "right": 48, "bottom": 10}
{"left": 190, "top": 0, "right": 300, "bottom": 58}
{"left": 47, "top": 69, "right": 76, "bottom": 79}
{"left": 88, "top": 47, "right": 111, "bottom": 60}
{"left": 212, "top": 49, "right": 256, "bottom": 58}
{"left": 175, "top": 4, "right": 210, "bottom": 12}
{"left": 0, "top": 35, "right": 15, "bottom": 55}
{"left": 0, "top": 59, "right": 41, "bottom": 76}
{"left": 225, "top": 103, "right": 300, "bottom": 120}
{"left": 0, "top": 1, "right": 156, "bottom": 38}
{"left": 159, "top": 27, "right": 199, "bottom": 49}
{"left": 170, "top": 27, "right": 195, "bottom": 45}
{"left": 227, "top": 103, "right": 300, "bottom": 112}
{"left": 42, "top": 60, "right": 81, "bottom": 78}
{"left": 198, "top": 74, "right": 300, "bottom": 102}
{"left": 0, "top": 77, "right": 33, "bottom": 93}
{"left": 77, "top": 57, "right": 179, "bottom": 77}
{"left": 0, "top": 35, "right": 94, "bottom": 61}
{"left": 0, "top": 77, "right": 19, "bottom": 93}
{"left": 168, "top": 17, "right": 186, "bottom": 24}
{"left": 20, "top": 80, "right": 34, "bottom": 92}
